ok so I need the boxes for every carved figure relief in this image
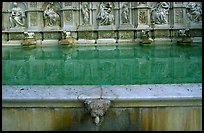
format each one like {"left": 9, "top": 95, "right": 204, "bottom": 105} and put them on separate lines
{"left": 151, "top": 2, "right": 169, "bottom": 24}
{"left": 44, "top": 2, "right": 60, "bottom": 27}
{"left": 97, "top": 2, "right": 114, "bottom": 25}
{"left": 121, "top": 3, "right": 129, "bottom": 24}
{"left": 9, "top": 2, "right": 26, "bottom": 28}
{"left": 81, "top": 3, "right": 90, "bottom": 25}
{"left": 186, "top": 2, "right": 202, "bottom": 23}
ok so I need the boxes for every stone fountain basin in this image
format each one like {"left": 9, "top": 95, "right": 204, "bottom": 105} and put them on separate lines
{"left": 2, "top": 84, "right": 202, "bottom": 108}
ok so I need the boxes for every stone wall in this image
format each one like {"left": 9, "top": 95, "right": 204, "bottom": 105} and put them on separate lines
{"left": 2, "top": 107, "right": 202, "bottom": 131}
{"left": 2, "top": 84, "right": 202, "bottom": 131}
{"left": 2, "top": 2, "right": 202, "bottom": 44}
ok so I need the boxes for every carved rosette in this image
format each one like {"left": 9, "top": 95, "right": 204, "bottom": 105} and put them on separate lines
{"left": 84, "top": 99, "right": 111, "bottom": 125}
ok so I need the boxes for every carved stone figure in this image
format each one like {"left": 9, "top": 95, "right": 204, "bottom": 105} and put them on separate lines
{"left": 151, "top": 2, "right": 169, "bottom": 24}
{"left": 44, "top": 2, "right": 60, "bottom": 26}
{"left": 186, "top": 2, "right": 202, "bottom": 23}
{"left": 97, "top": 2, "right": 114, "bottom": 25}
{"left": 81, "top": 3, "right": 90, "bottom": 25}
{"left": 9, "top": 2, "right": 25, "bottom": 28}
{"left": 121, "top": 3, "right": 129, "bottom": 24}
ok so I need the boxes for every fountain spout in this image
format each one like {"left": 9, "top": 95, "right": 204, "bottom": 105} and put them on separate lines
{"left": 59, "top": 31, "right": 76, "bottom": 45}
{"left": 141, "top": 29, "right": 153, "bottom": 44}
{"left": 177, "top": 28, "right": 192, "bottom": 44}
{"left": 21, "top": 32, "right": 36, "bottom": 46}
{"left": 84, "top": 99, "right": 111, "bottom": 126}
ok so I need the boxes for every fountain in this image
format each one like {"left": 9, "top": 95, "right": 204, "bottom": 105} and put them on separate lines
{"left": 2, "top": 2, "right": 202, "bottom": 131}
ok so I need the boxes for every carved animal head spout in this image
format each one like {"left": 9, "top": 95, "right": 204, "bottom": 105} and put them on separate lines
{"left": 21, "top": 32, "right": 36, "bottom": 46}
{"left": 59, "top": 31, "right": 76, "bottom": 45}
{"left": 141, "top": 29, "right": 153, "bottom": 44}
{"left": 63, "top": 31, "right": 71, "bottom": 39}
{"left": 177, "top": 28, "right": 192, "bottom": 44}
{"left": 84, "top": 99, "right": 111, "bottom": 126}
{"left": 24, "top": 32, "right": 35, "bottom": 39}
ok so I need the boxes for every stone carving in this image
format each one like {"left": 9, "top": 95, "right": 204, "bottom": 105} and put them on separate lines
{"left": 141, "top": 29, "right": 153, "bottom": 44}
{"left": 139, "top": 11, "right": 147, "bottom": 24}
{"left": 81, "top": 3, "right": 90, "bottom": 25}
{"left": 44, "top": 2, "right": 60, "bottom": 27}
{"left": 59, "top": 31, "right": 76, "bottom": 45}
{"left": 9, "top": 2, "right": 25, "bottom": 28}
{"left": 30, "top": 13, "right": 37, "bottom": 26}
{"left": 121, "top": 3, "right": 129, "bottom": 24}
{"left": 97, "top": 2, "right": 114, "bottom": 25}
{"left": 21, "top": 32, "right": 36, "bottom": 46}
{"left": 65, "top": 11, "right": 72, "bottom": 22}
{"left": 151, "top": 2, "right": 169, "bottom": 25}
{"left": 119, "top": 31, "right": 133, "bottom": 39}
{"left": 175, "top": 9, "right": 183, "bottom": 23}
{"left": 177, "top": 29, "right": 192, "bottom": 43}
{"left": 186, "top": 2, "right": 202, "bottom": 23}
{"left": 84, "top": 99, "right": 111, "bottom": 125}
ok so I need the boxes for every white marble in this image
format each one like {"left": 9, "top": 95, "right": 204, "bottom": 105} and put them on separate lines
{"left": 3, "top": 83, "right": 202, "bottom": 107}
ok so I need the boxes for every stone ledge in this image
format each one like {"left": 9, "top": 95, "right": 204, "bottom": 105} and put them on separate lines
{"left": 2, "top": 83, "right": 202, "bottom": 108}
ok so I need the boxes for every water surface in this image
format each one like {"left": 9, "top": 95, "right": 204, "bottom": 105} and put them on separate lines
{"left": 2, "top": 43, "right": 202, "bottom": 85}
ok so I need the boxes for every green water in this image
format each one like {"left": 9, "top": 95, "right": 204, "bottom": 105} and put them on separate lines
{"left": 2, "top": 43, "right": 202, "bottom": 85}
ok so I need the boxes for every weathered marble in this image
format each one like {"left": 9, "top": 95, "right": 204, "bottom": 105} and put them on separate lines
{"left": 2, "top": 2, "right": 201, "bottom": 44}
